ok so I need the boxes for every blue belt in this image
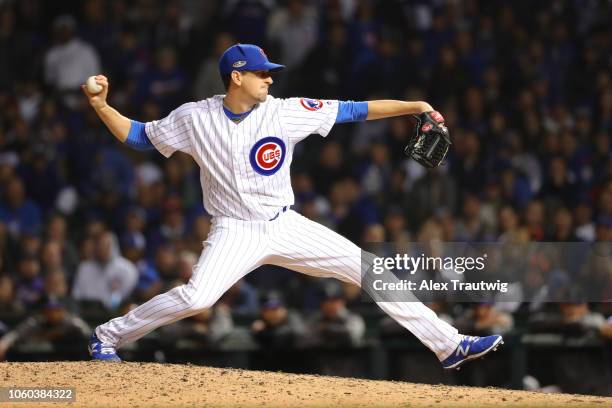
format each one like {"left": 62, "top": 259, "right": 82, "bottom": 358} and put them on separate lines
{"left": 269, "top": 206, "right": 289, "bottom": 221}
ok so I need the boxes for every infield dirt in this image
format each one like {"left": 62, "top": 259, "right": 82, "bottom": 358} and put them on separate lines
{"left": 1, "top": 362, "right": 611, "bottom": 407}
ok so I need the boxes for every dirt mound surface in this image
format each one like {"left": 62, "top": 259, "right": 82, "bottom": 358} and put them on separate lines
{"left": 1, "top": 362, "right": 610, "bottom": 407}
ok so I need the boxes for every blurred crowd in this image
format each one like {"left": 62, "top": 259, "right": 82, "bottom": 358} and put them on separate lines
{"left": 0, "top": 0, "right": 611, "bottom": 394}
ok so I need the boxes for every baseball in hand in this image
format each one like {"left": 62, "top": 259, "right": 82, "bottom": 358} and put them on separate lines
{"left": 86, "top": 76, "right": 103, "bottom": 94}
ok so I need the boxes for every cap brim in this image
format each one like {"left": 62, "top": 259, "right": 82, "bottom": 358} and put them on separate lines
{"left": 250, "top": 62, "right": 285, "bottom": 72}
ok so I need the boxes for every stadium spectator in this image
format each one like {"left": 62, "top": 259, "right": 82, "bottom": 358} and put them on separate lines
{"left": 163, "top": 156, "right": 200, "bottom": 211}
{"left": 222, "top": 0, "right": 273, "bottom": 47}
{"left": 220, "top": 279, "right": 260, "bottom": 316}
{"left": 454, "top": 194, "right": 485, "bottom": 242}
{"left": 382, "top": 208, "right": 410, "bottom": 243}
{"left": 523, "top": 200, "right": 545, "bottom": 241}
{"left": 267, "top": 0, "right": 318, "bottom": 94}
{"left": 176, "top": 250, "right": 197, "bottom": 285}
{"left": 43, "top": 266, "right": 70, "bottom": 299}
{"left": 72, "top": 231, "right": 138, "bottom": 310}
{"left": 360, "top": 223, "right": 385, "bottom": 247}
{"left": 20, "top": 142, "right": 64, "bottom": 212}
{"left": 304, "top": 282, "right": 365, "bottom": 348}
{"left": 573, "top": 200, "right": 596, "bottom": 242}
{"left": 0, "top": 274, "right": 22, "bottom": 314}
{"left": 454, "top": 302, "right": 514, "bottom": 336}
{"left": 0, "top": 176, "right": 42, "bottom": 238}
{"left": 14, "top": 253, "right": 45, "bottom": 309}
{"left": 497, "top": 204, "right": 528, "bottom": 243}
{"left": 530, "top": 294, "right": 606, "bottom": 337}
{"left": 134, "top": 46, "right": 188, "bottom": 114}
{"left": 450, "top": 130, "right": 484, "bottom": 195}
{"left": 44, "top": 15, "right": 101, "bottom": 107}
{"left": 540, "top": 157, "right": 577, "bottom": 209}
{"left": 158, "top": 304, "right": 234, "bottom": 348}
{"left": 297, "top": 22, "right": 351, "bottom": 98}
{"left": 548, "top": 207, "right": 578, "bottom": 242}
{"left": 312, "top": 141, "right": 349, "bottom": 196}
{"left": 152, "top": 244, "right": 179, "bottom": 290}
{"left": 194, "top": 32, "right": 236, "bottom": 100}
{"left": 122, "top": 207, "right": 148, "bottom": 249}
{"left": 251, "top": 292, "right": 305, "bottom": 349}
{"left": 357, "top": 141, "right": 392, "bottom": 196}
{"left": 410, "top": 167, "right": 457, "bottom": 227}
{"left": 184, "top": 214, "right": 212, "bottom": 255}
{"left": 154, "top": 1, "right": 195, "bottom": 52}
{"left": 498, "top": 163, "right": 533, "bottom": 209}
{"left": 528, "top": 293, "right": 611, "bottom": 395}
{"left": 128, "top": 251, "right": 162, "bottom": 302}
{"left": 120, "top": 227, "right": 162, "bottom": 302}
{"left": 331, "top": 177, "right": 380, "bottom": 243}
{"left": 79, "top": 0, "right": 116, "bottom": 64}
{"left": 0, "top": 298, "right": 90, "bottom": 361}
{"left": 40, "top": 241, "right": 64, "bottom": 276}
{"left": 158, "top": 195, "right": 187, "bottom": 244}
{"left": 109, "top": 28, "right": 152, "bottom": 93}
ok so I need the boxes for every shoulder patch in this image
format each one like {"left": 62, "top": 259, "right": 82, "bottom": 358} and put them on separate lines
{"left": 299, "top": 98, "right": 323, "bottom": 111}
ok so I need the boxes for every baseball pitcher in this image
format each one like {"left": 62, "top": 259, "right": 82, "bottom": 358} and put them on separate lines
{"left": 82, "top": 44, "right": 502, "bottom": 370}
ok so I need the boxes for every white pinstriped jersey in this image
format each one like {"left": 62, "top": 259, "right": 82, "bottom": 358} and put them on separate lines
{"left": 145, "top": 95, "right": 339, "bottom": 221}
{"left": 99, "top": 95, "right": 463, "bottom": 360}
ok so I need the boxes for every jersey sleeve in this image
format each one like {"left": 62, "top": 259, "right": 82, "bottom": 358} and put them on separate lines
{"left": 280, "top": 98, "right": 339, "bottom": 139}
{"left": 144, "top": 102, "right": 197, "bottom": 157}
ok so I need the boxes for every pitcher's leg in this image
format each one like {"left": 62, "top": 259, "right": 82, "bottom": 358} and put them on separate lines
{"left": 96, "top": 219, "right": 266, "bottom": 348}
{"left": 269, "top": 211, "right": 461, "bottom": 360}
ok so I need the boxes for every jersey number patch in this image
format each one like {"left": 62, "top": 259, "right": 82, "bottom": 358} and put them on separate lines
{"left": 249, "top": 137, "right": 286, "bottom": 176}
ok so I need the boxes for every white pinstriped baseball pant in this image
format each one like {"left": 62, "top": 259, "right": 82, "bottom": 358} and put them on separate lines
{"left": 96, "top": 210, "right": 461, "bottom": 360}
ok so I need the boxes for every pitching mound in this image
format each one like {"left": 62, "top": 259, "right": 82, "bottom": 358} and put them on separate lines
{"left": 1, "top": 362, "right": 611, "bottom": 407}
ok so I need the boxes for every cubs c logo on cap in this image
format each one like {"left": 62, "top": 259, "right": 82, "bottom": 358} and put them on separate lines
{"left": 300, "top": 98, "right": 323, "bottom": 111}
{"left": 250, "top": 136, "right": 286, "bottom": 176}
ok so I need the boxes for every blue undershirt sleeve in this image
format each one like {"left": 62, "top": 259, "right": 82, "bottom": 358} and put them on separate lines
{"left": 125, "top": 120, "right": 154, "bottom": 151}
{"left": 335, "top": 101, "right": 369, "bottom": 123}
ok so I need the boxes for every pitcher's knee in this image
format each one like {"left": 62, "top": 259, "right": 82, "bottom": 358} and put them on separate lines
{"left": 188, "top": 297, "right": 216, "bottom": 312}
{"left": 176, "top": 284, "right": 217, "bottom": 312}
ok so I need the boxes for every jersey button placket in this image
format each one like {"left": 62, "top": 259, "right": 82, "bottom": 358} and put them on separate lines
{"left": 228, "top": 122, "right": 244, "bottom": 218}
{"left": 229, "top": 120, "right": 252, "bottom": 219}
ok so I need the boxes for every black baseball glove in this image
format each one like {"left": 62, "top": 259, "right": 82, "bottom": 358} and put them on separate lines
{"left": 404, "top": 111, "right": 451, "bottom": 168}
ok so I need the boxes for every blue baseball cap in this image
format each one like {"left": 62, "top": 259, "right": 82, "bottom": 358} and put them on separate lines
{"left": 218, "top": 44, "right": 285, "bottom": 75}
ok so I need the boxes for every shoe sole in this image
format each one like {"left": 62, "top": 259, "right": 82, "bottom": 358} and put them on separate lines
{"left": 91, "top": 358, "right": 122, "bottom": 362}
{"left": 444, "top": 336, "right": 504, "bottom": 370}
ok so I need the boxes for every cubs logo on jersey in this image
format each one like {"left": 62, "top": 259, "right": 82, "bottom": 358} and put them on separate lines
{"left": 300, "top": 98, "right": 323, "bottom": 111}
{"left": 249, "top": 136, "right": 286, "bottom": 176}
